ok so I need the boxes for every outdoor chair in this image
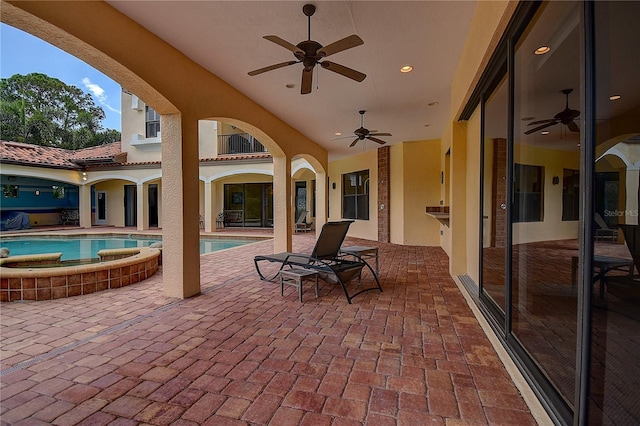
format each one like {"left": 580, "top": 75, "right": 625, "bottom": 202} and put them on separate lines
{"left": 600, "top": 224, "right": 639, "bottom": 299}
{"left": 615, "top": 224, "right": 639, "bottom": 279}
{"left": 594, "top": 212, "right": 619, "bottom": 242}
{"left": 254, "top": 220, "right": 382, "bottom": 303}
{"left": 295, "top": 210, "right": 312, "bottom": 233}
{"left": 216, "top": 212, "right": 225, "bottom": 229}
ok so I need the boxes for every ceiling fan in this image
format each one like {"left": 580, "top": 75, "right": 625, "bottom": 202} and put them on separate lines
{"left": 525, "top": 88, "right": 580, "bottom": 135}
{"left": 247, "top": 4, "right": 366, "bottom": 95}
{"left": 336, "top": 110, "right": 392, "bottom": 147}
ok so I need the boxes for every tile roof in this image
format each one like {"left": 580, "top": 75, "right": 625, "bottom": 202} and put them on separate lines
{"left": 0, "top": 140, "right": 272, "bottom": 170}
{"left": 0, "top": 140, "right": 125, "bottom": 169}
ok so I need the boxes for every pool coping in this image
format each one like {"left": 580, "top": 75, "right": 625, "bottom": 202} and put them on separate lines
{"left": 0, "top": 231, "right": 273, "bottom": 243}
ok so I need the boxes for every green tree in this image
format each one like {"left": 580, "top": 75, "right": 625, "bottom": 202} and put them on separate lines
{"left": 0, "top": 73, "right": 120, "bottom": 149}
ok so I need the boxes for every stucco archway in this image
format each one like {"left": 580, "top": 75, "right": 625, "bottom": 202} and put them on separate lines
{"left": 2, "top": 0, "right": 329, "bottom": 298}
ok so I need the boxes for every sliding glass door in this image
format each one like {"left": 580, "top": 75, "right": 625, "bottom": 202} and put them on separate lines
{"left": 476, "top": 1, "right": 640, "bottom": 423}
{"left": 223, "top": 183, "right": 273, "bottom": 227}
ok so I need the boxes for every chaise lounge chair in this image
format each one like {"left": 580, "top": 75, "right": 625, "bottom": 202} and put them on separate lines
{"left": 254, "top": 220, "right": 382, "bottom": 303}
{"left": 294, "top": 210, "right": 312, "bottom": 233}
{"left": 616, "top": 224, "right": 639, "bottom": 279}
{"left": 594, "top": 212, "right": 619, "bottom": 242}
{"left": 601, "top": 224, "right": 639, "bottom": 299}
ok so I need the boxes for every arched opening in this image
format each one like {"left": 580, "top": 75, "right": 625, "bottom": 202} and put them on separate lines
{"left": 1, "top": 1, "right": 329, "bottom": 298}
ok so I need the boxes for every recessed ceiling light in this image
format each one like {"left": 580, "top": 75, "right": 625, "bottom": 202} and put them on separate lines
{"left": 541, "top": 131, "right": 550, "bottom": 135}
{"left": 400, "top": 65, "right": 413, "bottom": 73}
{"left": 609, "top": 95, "right": 621, "bottom": 101}
{"left": 521, "top": 116, "right": 535, "bottom": 121}
{"left": 424, "top": 124, "right": 431, "bottom": 127}
{"left": 534, "top": 46, "right": 551, "bottom": 55}
{"left": 285, "top": 83, "right": 295, "bottom": 89}
{"left": 335, "top": 132, "right": 342, "bottom": 136}
{"left": 428, "top": 102, "right": 439, "bottom": 106}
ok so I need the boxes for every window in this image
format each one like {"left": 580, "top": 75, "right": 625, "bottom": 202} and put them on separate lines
{"left": 562, "top": 169, "right": 579, "bottom": 221}
{"left": 512, "top": 164, "right": 543, "bottom": 222}
{"left": 52, "top": 186, "right": 65, "bottom": 199}
{"left": 2, "top": 184, "right": 18, "bottom": 198}
{"left": 342, "top": 170, "right": 369, "bottom": 220}
{"left": 145, "top": 106, "right": 160, "bottom": 138}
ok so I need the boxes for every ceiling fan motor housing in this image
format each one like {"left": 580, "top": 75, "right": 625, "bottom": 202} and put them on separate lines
{"left": 297, "top": 40, "right": 323, "bottom": 70}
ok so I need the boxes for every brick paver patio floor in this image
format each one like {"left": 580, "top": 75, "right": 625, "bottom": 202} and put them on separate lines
{"left": 1, "top": 231, "right": 536, "bottom": 425}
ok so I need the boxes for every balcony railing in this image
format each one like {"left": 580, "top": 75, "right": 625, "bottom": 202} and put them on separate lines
{"left": 217, "top": 133, "right": 268, "bottom": 156}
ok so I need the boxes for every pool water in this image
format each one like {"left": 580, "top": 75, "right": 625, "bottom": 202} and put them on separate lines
{"left": 0, "top": 236, "right": 255, "bottom": 261}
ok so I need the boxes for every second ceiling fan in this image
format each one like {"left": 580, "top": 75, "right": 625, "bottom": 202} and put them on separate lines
{"left": 337, "top": 110, "right": 392, "bottom": 147}
{"left": 248, "top": 4, "right": 366, "bottom": 94}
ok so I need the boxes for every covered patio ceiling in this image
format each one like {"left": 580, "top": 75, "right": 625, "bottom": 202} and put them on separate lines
{"left": 106, "top": 1, "right": 478, "bottom": 160}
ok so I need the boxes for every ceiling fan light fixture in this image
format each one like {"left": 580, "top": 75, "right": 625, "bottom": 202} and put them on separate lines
{"left": 335, "top": 132, "right": 342, "bottom": 136}
{"left": 609, "top": 94, "right": 621, "bottom": 101}
{"left": 534, "top": 45, "right": 551, "bottom": 55}
{"left": 400, "top": 65, "right": 413, "bottom": 73}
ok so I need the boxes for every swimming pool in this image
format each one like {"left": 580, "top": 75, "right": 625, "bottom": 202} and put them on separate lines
{"left": 0, "top": 235, "right": 257, "bottom": 260}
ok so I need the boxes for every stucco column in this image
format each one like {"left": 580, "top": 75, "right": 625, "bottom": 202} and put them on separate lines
{"left": 204, "top": 180, "right": 213, "bottom": 232}
{"left": 137, "top": 182, "right": 148, "bottom": 231}
{"left": 273, "top": 155, "right": 292, "bottom": 252}
{"left": 449, "top": 121, "right": 467, "bottom": 275}
{"left": 161, "top": 113, "right": 201, "bottom": 298}
{"left": 79, "top": 184, "right": 91, "bottom": 228}
{"left": 314, "top": 171, "right": 327, "bottom": 231}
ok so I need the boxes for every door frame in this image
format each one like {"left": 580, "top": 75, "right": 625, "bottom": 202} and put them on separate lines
{"left": 96, "top": 190, "right": 108, "bottom": 225}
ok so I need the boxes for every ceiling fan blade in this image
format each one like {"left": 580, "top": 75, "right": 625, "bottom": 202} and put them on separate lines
{"left": 527, "top": 118, "right": 556, "bottom": 126}
{"left": 301, "top": 69, "right": 313, "bottom": 95}
{"left": 567, "top": 121, "right": 580, "bottom": 132}
{"left": 369, "top": 132, "right": 392, "bottom": 137}
{"left": 317, "top": 34, "right": 364, "bottom": 57}
{"left": 367, "top": 137, "right": 387, "bottom": 145}
{"left": 248, "top": 61, "right": 298, "bottom": 76}
{"left": 320, "top": 61, "right": 366, "bottom": 82}
{"left": 332, "top": 135, "right": 356, "bottom": 140}
{"left": 524, "top": 121, "right": 558, "bottom": 135}
{"left": 349, "top": 138, "right": 360, "bottom": 147}
{"left": 263, "top": 35, "right": 304, "bottom": 56}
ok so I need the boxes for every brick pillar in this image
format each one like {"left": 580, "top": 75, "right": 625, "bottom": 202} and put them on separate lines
{"left": 492, "top": 138, "right": 507, "bottom": 247}
{"left": 378, "top": 146, "right": 390, "bottom": 243}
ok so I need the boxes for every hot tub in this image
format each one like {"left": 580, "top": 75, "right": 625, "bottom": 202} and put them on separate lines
{"left": 0, "top": 247, "right": 160, "bottom": 302}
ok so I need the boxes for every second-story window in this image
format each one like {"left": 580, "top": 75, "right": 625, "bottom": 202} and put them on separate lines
{"left": 145, "top": 106, "right": 160, "bottom": 138}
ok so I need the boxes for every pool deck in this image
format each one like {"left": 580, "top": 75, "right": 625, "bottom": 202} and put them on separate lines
{"left": 0, "top": 227, "right": 539, "bottom": 425}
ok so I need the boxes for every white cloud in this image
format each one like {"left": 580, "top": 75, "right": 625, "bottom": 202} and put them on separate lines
{"left": 82, "top": 77, "right": 121, "bottom": 116}
{"left": 82, "top": 77, "right": 106, "bottom": 102}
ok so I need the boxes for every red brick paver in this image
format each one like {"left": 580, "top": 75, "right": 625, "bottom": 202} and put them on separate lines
{"left": 0, "top": 230, "right": 536, "bottom": 424}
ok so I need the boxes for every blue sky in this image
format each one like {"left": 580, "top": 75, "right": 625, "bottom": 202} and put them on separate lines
{"left": 0, "top": 23, "right": 122, "bottom": 131}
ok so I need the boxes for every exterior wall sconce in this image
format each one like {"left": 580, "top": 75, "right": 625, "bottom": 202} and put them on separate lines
{"left": 332, "top": 182, "right": 336, "bottom": 190}
{"left": 35, "top": 190, "right": 40, "bottom": 196}
{"left": 552, "top": 176, "right": 560, "bottom": 185}
{"left": 82, "top": 172, "right": 88, "bottom": 181}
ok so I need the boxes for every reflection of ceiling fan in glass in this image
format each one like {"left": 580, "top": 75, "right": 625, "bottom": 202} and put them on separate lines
{"left": 525, "top": 89, "right": 580, "bottom": 135}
